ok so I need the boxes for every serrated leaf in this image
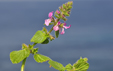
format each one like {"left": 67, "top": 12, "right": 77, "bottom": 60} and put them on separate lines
{"left": 30, "top": 30, "right": 48, "bottom": 43}
{"left": 73, "top": 58, "right": 89, "bottom": 71}
{"left": 55, "top": 30, "right": 59, "bottom": 38}
{"left": 74, "top": 62, "right": 89, "bottom": 71}
{"left": 65, "top": 63, "right": 73, "bottom": 71}
{"left": 34, "top": 54, "right": 50, "bottom": 63}
{"left": 48, "top": 60, "right": 65, "bottom": 71}
{"left": 10, "top": 49, "right": 30, "bottom": 64}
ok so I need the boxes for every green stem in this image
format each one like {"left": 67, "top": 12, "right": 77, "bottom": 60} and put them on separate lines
{"left": 48, "top": 18, "right": 60, "bottom": 34}
{"left": 48, "top": 25, "right": 54, "bottom": 34}
{"left": 32, "top": 43, "right": 37, "bottom": 47}
{"left": 21, "top": 58, "right": 27, "bottom": 71}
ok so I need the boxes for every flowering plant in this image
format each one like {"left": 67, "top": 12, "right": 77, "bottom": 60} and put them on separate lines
{"left": 10, "top": 1, "right": 89, "bottom": 71}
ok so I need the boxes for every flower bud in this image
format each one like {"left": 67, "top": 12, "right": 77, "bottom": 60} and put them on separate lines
{"left": 56, "top": 10, "right": 60, "bottom": 14}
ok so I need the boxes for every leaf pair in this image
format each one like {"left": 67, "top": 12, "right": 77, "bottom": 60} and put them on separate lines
{"left": 34, "top": 54, "right": 65, "bottom": 71}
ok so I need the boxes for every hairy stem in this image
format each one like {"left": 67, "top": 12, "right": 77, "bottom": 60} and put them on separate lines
{"left": 21, "top": 58, "right": 27, "bottom": 71}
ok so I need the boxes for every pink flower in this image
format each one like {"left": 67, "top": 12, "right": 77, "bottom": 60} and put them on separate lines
{"left": 45, "top": 19, "right": 51, "bottom": 26}
{"left": 53, "top": 21, "right": 71, "bottom": 34}
{"left": 56, "top": 10, "right": 60, "bottom": 14}
{"left": 48, "top": 11, "right": 53, "bottom": 19}
{"left": 45, "top": 11, "right": 53, "bottom": 26}
{"left": 53, "top": 21, "right": 61, "bottom": 31}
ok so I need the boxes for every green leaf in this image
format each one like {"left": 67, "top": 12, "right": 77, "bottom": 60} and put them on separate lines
{"left": 34, "top": 54, "right": 51, "bottom": 63}
{"left": 68, "top": 1, "right": 73, "bottom": 6}
{"left": 22, "top": 43, "right": 28, "bottom": 49}
{"left": 48, "top": 60, "right": 65, "bottom": 71}
{"left": 59, "top": 7, "right": 63, "bottom": 13}
{"left": 49, "top": 22, "right": 54, "bottom": 25}
{"left": 73, "top": 57, "right": 89, "bottom": 71}
{"left": 41, "top": 38, "right": 49, "bottom": 44}
{"left": 67, "top": 1, "right": 73, "bottom": 6}
{"left": 10, "top": 49, "right": 30, "bottom": 64}
{"left": 68, "top": 6, "right": 72, "bottom": 9}
{"left": 30, "top": 30, "right": 48, "bottom": 43}
{"left": 63, "top": 12, "right": 70, "bottom": 16}
{"left": 28, "top": 44, "right": 33, "bottom": 49}
{"left": 83, "top": 57, "right": 88, "bottom": 62}
{"left": 61, "top": 17, "right": 67, "bottom": 21}
{"left": 63, "top": 4, "right": 66, "bottom": 9}
{"left": 55, "top": 15, "right": 60, "bottom": 19}
{"left": 55, "top": 30, "right": 59, "bottom": 38}
{"left": 65, "top": 63, "right": 73, "bottom": 71}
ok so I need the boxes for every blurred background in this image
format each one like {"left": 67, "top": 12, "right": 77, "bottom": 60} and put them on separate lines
{"left": 0, "top": 0, "right": 113, "bottom": 71}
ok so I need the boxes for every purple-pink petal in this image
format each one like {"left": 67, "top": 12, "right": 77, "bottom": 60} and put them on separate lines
{"left": 63, "top": 25, "right": 71, "bottom": 29}
{"left": 48, "top": 11, "right": 53, "bottom": 19}
{"left": 59, "top": 28, "right": 61, "bottom": 33}
{"left": 64, "top": 22, "right": 66, "bottom": 26}
{"left": 57, "top": 21, "right": 61, "bottom": 25}
{"left": 56, "top": 10, "right": 60, "bottom": 14}
{"left": 45, "top": 19, "right": 51, "bottom": 26}
{"left": 52, "top": 21, "right": 71, "bottom": 35}
{"left": 60, "top": 28, "right": 65, "bottom": 35}
{"left": 53, "top": 25, "right": 59, "bottom": 31}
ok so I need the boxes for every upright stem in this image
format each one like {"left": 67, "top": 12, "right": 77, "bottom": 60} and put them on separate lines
{"left": 21, "top": 58, "right": 27, "bottom": 71}
{"left": 48, "top": 25, "right": 54, "bottom": 34}
{"left": 48, "top": 18, "right": 60, "bottom": 34}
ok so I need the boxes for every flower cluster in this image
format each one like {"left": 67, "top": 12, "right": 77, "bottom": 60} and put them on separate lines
{"left": 44, "top": 11, "right": 71, "bottom": 35}
{"left": 53, "top": 21, "right": 71, "bottom": 35}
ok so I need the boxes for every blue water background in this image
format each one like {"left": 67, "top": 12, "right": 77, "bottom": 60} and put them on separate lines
{"left": 0, "top": 0, "right": 113, "bottom": 71}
